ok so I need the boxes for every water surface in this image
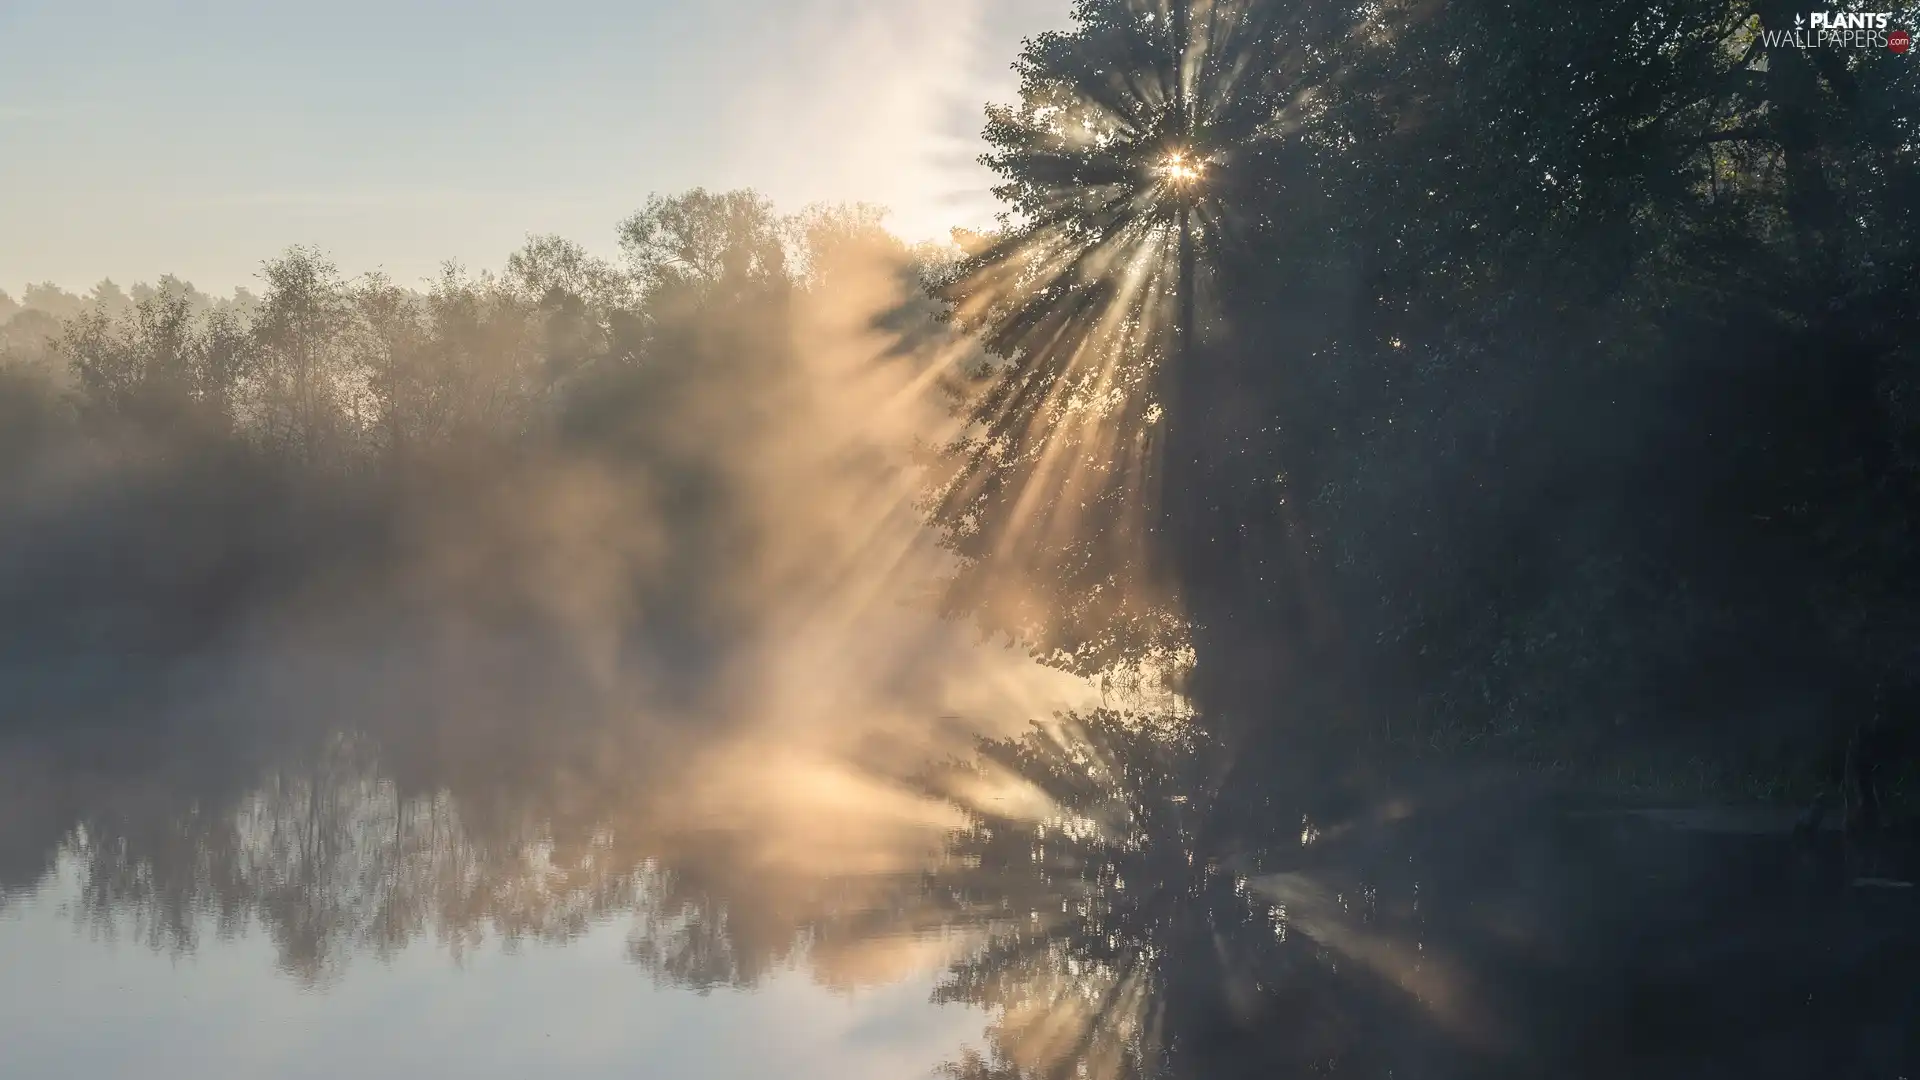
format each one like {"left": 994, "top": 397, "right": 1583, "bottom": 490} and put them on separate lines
{"left": 3, "top": 660, "right": 1916, "bottom": 1080}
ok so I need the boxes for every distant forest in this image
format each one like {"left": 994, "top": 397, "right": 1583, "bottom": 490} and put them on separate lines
{"left": 0, "top": 196, "right": 972, "bottom": 713}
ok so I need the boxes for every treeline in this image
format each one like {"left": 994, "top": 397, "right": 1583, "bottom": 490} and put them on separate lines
{"left": 0, "top": 277, "right": 255, "bottom": 382}
{"left": 934, "top": 0, "right": 1920, "bottom": 800}
{"left": 0, "top": 276, "right": 257, "bottom": 325}
{"left": 0, "top": 191, "right": 957, "bottom": 692}
{"left": 3, "top": 194, "right": 787, "bottom": 463}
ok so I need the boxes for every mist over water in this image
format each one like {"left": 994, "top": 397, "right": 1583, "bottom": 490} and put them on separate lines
{"left": 0, "top": 210, "right": 1104, "bottom": 900}
{"left": 0, "top": 203, "right": 1142, "bottom": 1076}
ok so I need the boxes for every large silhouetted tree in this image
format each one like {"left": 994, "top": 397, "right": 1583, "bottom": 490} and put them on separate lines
{"left": 935, "top": 0, "right": 1920, "bottom": 804}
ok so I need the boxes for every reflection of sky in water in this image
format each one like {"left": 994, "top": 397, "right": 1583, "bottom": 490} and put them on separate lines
{"left": 4, "top": 707, "right": 1918, "bottom": 1079}
{"left": 1, "top": 858, "right": 984, "bottom": 1080}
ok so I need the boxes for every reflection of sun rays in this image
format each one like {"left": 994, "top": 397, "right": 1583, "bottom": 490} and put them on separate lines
{"left": 947, "top": 942, "right": 1168, "bottom": 1080}
{"left": 920, "top": 708, "right": 1512, "bottom": 1079}
{"left": 1248, "top": 871, "right": 1505, "bottom": 1050}
{"left": 920, "top": 712, "right": 1220, "bottom": 1080}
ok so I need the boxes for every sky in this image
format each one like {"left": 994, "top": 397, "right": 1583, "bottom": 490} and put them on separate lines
{"left": 0, "top": 0, "right": 1070, "bottom": 295}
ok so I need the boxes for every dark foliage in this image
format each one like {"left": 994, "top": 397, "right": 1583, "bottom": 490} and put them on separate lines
{"left": 933, "top": 0, "right": 1920, "bottom": 806}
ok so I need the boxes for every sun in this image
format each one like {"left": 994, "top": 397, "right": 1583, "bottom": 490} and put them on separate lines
{"left": 1159, "top": 151, "right": 1204, "bottom": 187}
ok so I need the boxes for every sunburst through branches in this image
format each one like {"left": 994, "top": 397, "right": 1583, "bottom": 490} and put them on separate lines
{"left": 928, "top": 0, "right": 1303, "bottom": 681}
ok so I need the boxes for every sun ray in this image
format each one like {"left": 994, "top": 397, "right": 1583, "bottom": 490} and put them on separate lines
{"left": 928, "top": 0, "right": 1304, "bottom": 685}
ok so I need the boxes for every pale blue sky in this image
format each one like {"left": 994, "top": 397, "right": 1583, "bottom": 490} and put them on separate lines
{"left": 0, "top": 0, "right": 1068, "bottom": 294}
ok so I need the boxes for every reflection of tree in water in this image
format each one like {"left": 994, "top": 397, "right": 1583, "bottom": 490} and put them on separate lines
{"left": 925, "top": 713, "right": 1199, "bottom": 1079}
{"left": 42, "top": 708, "right": 1439, "bottom": 1071}
{"left": 29, "top": 707, "right": 1902, "bottom": 1077}
{"left": 61, "top": 734, "right": 634, "bottom": 981}
{"left": 922, "top": 712, "right": 1229, "bottom": 1079}
{"left": 49, "top": 730, "right": 919, "bottom": 990}
{"left": 921, "top": 710, "right": 1450, "bottom": 1080}
{"left": 922, "top": 712, "right": 1920, "bottom": 1079}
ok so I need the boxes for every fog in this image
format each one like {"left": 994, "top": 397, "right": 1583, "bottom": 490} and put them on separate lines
{"left": 4, "top": 0, "right": 1919, "bottom": 1077}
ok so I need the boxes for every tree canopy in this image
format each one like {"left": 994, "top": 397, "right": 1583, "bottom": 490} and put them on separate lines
{"left": 934, "top": 0, "right": 1920, "bottom": 797}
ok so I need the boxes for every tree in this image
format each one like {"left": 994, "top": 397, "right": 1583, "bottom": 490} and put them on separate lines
{"left": 938, "top": 0, "right": 1920, "bottom": 804}
{"left": 618, "top": 188, "right": 789, "bottom": 298}
{"left": 20, "top": 282, "right": 85, "bottom": 320}
{"left": 929, "top": 0, "right": 1328, "bottom": 692}
{"left": 85, "top": 279, "right": 133, "bottom": 321}
{"left": 1293, "top": 0, "right": 1920, "bottom": 779}
{"left": 62, "top": 290, "right": 254, "bottom": 439}
{"left": 248, "top": 248, "right": 359, "bottom": 464}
